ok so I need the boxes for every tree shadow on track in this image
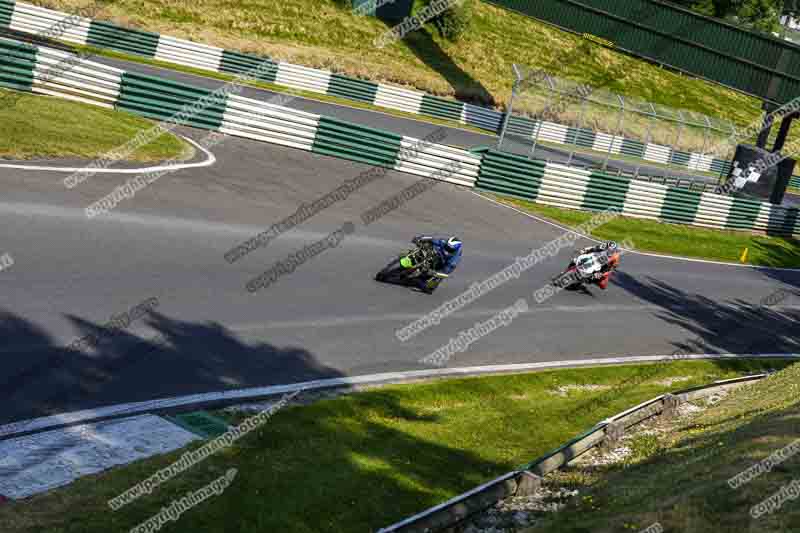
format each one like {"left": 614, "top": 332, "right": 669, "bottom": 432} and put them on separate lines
{"left": 750, "top": 236, "right": 800, "bottom": 291}
{"left": 0, "top": 310, "right": 519, "bottom": 533}
{"left": 0, "top": 309, "right": 347, "bottom": 426}
{"left": 611, "top": 271, "right": 800, "bottom": 359}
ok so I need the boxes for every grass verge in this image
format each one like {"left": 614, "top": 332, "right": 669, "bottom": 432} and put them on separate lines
{"left": 0, "top": 359, "right": 790, "bottom": 533}
{"left": 492, "top": 195, "right": 800, "bottom": 269}
{"left": 32, "top": 0, "right": 761, "bottom": 151}
{"left": 0, "top": 88, "right": 191, "bottom": 161}
{"left": 531, "top": 361, "right": 800, "bottom": 533}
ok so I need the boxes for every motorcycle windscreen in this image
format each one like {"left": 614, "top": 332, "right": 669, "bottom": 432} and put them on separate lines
{"left": 575, "top": 254, "right": 602, "bottom": 277}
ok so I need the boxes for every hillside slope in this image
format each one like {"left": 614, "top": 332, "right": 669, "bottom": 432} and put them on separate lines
{"left": 532, "top": 362, "right": 800, "bottom": 532}
{"left": 33, "top": 0, "right": 760, "bottom": 128}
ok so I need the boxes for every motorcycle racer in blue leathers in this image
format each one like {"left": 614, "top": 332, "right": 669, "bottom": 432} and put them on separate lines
{"left": 411, "top": 235, "right": 462, "bottom": 293}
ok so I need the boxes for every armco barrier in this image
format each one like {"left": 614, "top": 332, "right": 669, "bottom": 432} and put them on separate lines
{"left": 0, "top": 0, "right": 732, "bottom": 176}
{"left": 507, "top": 115, "right": 731, "bottom": 175}
{"left": 0, "top": 36, "right": 480, "bottom": 187}
{"left": 378, "top": 373, "right": 774, "bottom": 532}
{"left": 474, "top": 149, "right": 800, "bottom": 236}
{"left": 634, "top": 172, "right": 717, "bottom": 194}
{"left": 790, "top": 176, "right": 800, "bottom": 189}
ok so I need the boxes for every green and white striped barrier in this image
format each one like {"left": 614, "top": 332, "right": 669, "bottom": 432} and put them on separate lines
{"left": 1, "top": 38, "right": 123, "bottom": 107}
{"left": 0, "top": 36, "right": 480, "bottom": 187}
{"left": 790, "top": 176, "right": 800, "bottom": 189}
{"left": 1, "top": 0, "right": 733, "bottom": 176}
{"left": 475, "top": 149, "right": 800, "bottom": 236}
{"left": 311, "top": 116, "right": 481, "bottom": 187}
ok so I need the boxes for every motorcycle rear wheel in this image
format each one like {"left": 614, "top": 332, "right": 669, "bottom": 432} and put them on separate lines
{"left": 376, "top": 258, "right": 408, "bottom": 282}
{"left": 552, "top": 271, "right": 582, "bottom": 290}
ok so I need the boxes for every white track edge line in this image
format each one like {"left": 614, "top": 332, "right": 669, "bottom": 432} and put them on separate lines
{"left": 471, "top": 190, "right": 800, "bottom": 272}
{"left": 1, "top": 353, "right": 797, "bottom": 439}
{"left": 0, "top": 135, "right": 216, "bottom": 173}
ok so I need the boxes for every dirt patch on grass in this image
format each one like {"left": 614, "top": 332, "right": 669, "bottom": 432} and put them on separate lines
{"left": 549, "top": 384, "right": 611, "bottom": 397}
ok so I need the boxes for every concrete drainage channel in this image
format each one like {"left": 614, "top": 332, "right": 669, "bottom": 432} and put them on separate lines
{"left": 377, "top": 373, "right": 772, "bottom": 533}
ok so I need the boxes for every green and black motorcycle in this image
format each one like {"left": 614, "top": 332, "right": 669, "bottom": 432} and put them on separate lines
{"left": 375, "top": 241, "right": 448, "bottom": 294}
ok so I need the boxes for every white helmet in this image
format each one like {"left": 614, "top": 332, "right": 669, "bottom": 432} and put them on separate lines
{"left": 445, "top": 236, "right": 462, "bottom": 253}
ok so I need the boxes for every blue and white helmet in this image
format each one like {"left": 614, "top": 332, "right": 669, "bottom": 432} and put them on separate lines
{"left": 445, "top": 236, "right": 462, "bottom": 253}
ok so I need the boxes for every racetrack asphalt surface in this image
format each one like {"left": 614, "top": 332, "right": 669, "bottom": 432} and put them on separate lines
{"left": 1, "top": 124, "right": 799, "bottom": 426}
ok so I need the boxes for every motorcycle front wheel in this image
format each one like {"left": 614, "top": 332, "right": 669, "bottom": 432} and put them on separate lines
{"left": 421, "top": 277, "right": 441, "bottom": 294}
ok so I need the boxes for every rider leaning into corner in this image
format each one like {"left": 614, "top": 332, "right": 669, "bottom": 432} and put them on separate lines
{"left": 574, "top": 241, "right": 620, "bottom": 289}
{"left": 412, "top": 235, "right": 462, "bottom": 293}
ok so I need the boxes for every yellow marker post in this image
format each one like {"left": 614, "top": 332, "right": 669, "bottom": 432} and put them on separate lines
{"left": 740, "top": 247, "right": 749, "bottom": 263}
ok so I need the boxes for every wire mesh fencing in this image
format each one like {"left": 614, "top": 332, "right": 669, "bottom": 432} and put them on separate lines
{"left": 497, "top": 64, "right": 740, "bottom": 180}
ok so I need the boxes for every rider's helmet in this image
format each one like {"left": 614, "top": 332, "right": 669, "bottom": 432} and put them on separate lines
{"left": 445, "top": 236, "right": 462, "bottom": 254}
{"left": 601, "top": 241, "right": 620, "bottom": 268}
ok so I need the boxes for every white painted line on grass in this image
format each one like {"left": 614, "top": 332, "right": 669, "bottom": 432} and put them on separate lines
{"left": 0, "top": 135, "right": 216, "bottom": 174}
{"left": 471, "top": 191, "right": 800, "bottom": 272}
